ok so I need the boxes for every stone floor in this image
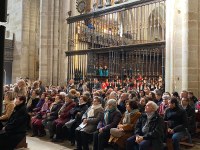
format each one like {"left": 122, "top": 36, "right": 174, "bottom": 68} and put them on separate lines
{"left": 16, "top": 135, "right": 200, "bottom": 150}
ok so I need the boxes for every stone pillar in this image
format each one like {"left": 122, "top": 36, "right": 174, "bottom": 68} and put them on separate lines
{"left": 59, "top": 0, "right": 71, "bottom": 85}
{"left": 182, "top": 0, "right": 188, "bottom": 90}
{"left": 28, "top": 0, "right": 39, "bottom": 80}
{"left": 20, "top": 0, "right": 30, "bottom": 78}
{"left": 39, "top": 0, "right": 49, "bottom": 84}
{"left": 52, "top": 0, "right": 60, "bottom": 85}
{"left": 187, "top": 0, "right": 200, "bottom": 96}
{"left": 165, "top": 0, "right": 200, "bottom": 97}
{"left": 165, "top": 0, "right": 187, "bottom": 93}
{"left": 165, "top": 0, "right": 175, "bottom": 92}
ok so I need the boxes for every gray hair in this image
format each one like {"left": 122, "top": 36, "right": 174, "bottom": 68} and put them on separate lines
{"left": 162, "top": 95, "right": 171, "bottom": 100}
{"left": 107, "top": 99, "right": 117, "bottom": 108}
{"left": 109, "top": 91, "right": 118, "bottom": 100}
{"left": 147, "top": 101, "right": 159, "bottom": 111}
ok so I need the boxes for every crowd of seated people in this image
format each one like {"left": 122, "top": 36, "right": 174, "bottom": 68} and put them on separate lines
{"left": 1, "top": 78, "right": 200, "bottom": 150}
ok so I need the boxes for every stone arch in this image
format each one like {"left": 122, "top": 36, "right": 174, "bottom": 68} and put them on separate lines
{"left": 148, "top": 4, "right": 165, "bottom": 41}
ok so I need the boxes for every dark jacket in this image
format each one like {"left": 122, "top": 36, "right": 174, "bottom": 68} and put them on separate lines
{"left": 70, "top": 103, "right": 88, "bottom": 125}
{"left": 5, "top": 103, "right": 29, "bottom": 135}
{"left": 48, "top": 101, "right": 63, "bottom": 121}
{"left": 135, "top": 112, "right": 164, "bottom": 150}
{"left": 98, "top": 109, "right": 122, "bottom": 132}
{"left": 164, "top": 107, "right": 188, "bottom": 133}
{"left": 180, "top": 105, "right": 196, "bottom": 134}
{"left": 0, "top": 103, "right": 29, "bottom": 149}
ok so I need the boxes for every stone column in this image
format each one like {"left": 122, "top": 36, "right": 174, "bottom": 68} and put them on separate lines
{"left": 52, "top": 0, "right": 60, "bottom": 85}
{"left": 20, "top": 0, "right": 30, "bottom": 78}
{"left": 28, "top": 0, "right": 39, "bottom": 80}
{"left": 39, "top": 0, "right": 49, "bottom": 84}
{"left": 165, "top": 0, "right": 200, "bottom": 97}
{"left": 182, "top": 0, "right": 188, "bottom": 90}
{"left": 59, "top": 0, "right": 71, "bottom": 85}
{"left": 165, "top": 0, "right": 175, "bottom": 92}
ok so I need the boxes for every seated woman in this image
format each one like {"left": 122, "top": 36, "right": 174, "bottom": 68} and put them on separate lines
{"left": 0, "top": 96, "right": 29, "bottom": 150}
{"left": 93, "top": 99, "right": 122, "bottom": 150}
{"left": 138, "top": 97, "right": 148, "bottom": 113}
{"left": 0, "top": 91, "right": 15, "bottom": 129}
{"left": 51, "top": 93, "right": 76, "bottom": 142}
{"left": 109, "top": 100, "right": 141, "bottom": 150}
{"left": 31, "top": 96, "right": 52, "bottom": 137}
{"left": 32, "top": 92, "right": 47, "bottom": 113}
{"left": 27, "top": 90, "right": 40, "bottom": 114}
{"left": 75, "top": 96, "right": 104, "bottom": 150}
{"left": 164, "top": 97, "right": 188, "bottom": 150}
{"left": 126, "top": 101, "right": 164, "bottom": 150}
{"left": 62, "top": 95, "right": 88, "bottom": 145}
{"left": 42, "top": 94, "right": 63, "bottom": 138}
{"left": 158, "top": 95, "right": 170, "bottom": 116}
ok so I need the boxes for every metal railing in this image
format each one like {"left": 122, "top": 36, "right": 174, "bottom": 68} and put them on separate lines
{"left": 66, "top": 0, "right": 166, "bottom": 81}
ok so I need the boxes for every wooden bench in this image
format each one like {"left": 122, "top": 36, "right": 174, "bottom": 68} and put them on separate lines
{"left": 179, "top": 136, "right": 194, "bottom": 148}
{"left": 15, "top": 136, "right": 28, "bottom": 149}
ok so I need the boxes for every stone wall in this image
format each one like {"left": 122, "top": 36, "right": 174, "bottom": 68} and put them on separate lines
{"left": 188, "top": 0, "right": 200, "bottom": 97}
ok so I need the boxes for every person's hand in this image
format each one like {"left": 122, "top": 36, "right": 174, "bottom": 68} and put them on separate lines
{"left": 99, "top": 128, "right": 103, "bottom": 133}
{"left": 83, "top": 119, "right": 87, "bottom": 124}
{"left": 2, "top": 127, "right": 5, "bottom": 131}
{"left": 168, "top": 128, "right": 174, "bottom": 134}
{"left": 135, "top": 136, "right": 143, "bottom": 144}
{"left": 117, "top": 124, "right": 123, "bottom": 129}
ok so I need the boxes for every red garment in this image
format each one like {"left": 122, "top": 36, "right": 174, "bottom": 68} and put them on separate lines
{"left": 158, "top": 103, "right": 168, "bottom": 116}
{"left": 101, "top": 83, "right": 107, "bottom": 90}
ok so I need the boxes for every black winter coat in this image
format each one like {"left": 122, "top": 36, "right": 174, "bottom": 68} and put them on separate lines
{"left": 5, "top": 103, "right": 29, "bottom": 135}
{"left": 48, "top": 101, "right": 63, "bottom": 121}
{"left": 0, "top": 103, "right": 29, "bottom": 149}
{"left": 164, "top": 107, "right": 188, "bottom": 133}
{"left": 135, "top": 112, "right": 164, "bottom": 150}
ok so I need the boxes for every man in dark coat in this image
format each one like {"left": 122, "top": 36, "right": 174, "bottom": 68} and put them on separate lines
{"left": 180, "top": 97, "right": 196, "bottom": 135}
{"left": 0, "top": 96, "right": 29, "bottom": 150}
{"left": 164, "top": 98, "right": 189, "bottom": 150}
{"left": 126, "top": 101, "right": 164, "bottom": 150}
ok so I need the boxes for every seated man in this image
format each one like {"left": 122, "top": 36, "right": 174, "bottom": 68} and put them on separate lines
{"left": 180, "top": 97, "right": 196, "bottom": 135}
{"left": 164, "top": 97, "right": 188, "bottom": 150}
{"left": 126, "top": 101, "right": 164, "bottom": 150}
{"left": 0, "top": 96, "right": 29, "bottom": 150}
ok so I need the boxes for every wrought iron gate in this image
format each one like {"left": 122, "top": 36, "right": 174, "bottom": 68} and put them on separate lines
{"left": 66, "top": 0, "right": 166, "bottom": 82}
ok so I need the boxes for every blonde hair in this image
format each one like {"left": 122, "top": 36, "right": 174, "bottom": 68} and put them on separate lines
{"left": 5, "top": 91, "right": 14, "bottom": 101}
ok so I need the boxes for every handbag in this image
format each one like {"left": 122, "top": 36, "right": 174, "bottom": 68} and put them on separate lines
{"left": 65, "top": 119, "right": 76, "bottom": 128}
{"left": 110, "top": 128, "right": 125, "bottom": 138}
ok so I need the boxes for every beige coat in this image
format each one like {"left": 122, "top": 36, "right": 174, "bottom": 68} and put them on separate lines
{"left": 78, "top": 106, "right": 104, "bottom": 134}
{"left": 0, "top": 100, "right": 15, "bottom": 121}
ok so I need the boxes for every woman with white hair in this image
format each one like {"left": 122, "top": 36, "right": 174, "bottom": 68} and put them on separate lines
{"left": 126, "top": 101, "right": 164, "bottom": 150}
{"left": 93, "top": 99, "right": 122, "bottom": 150}
{"left": 158, "top": 94, "right": 171, "bottom": 116}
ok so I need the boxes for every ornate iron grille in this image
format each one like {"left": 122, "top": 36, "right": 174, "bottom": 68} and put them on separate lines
{"left": 66, "top": 0, "right": 166, "bottom": 82}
